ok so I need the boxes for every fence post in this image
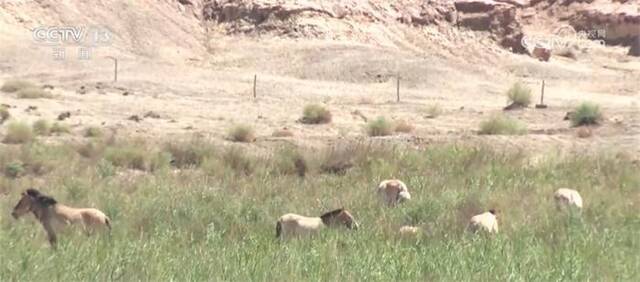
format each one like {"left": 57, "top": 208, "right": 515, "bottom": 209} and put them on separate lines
{"left": 396, "top": 75, "right": 400, "bottom": 103}
{"left": 540, "top": 79, "right": 545, "bottom": 104}
{"left": 253, "top": 74, "right": 257, "bottom": 99}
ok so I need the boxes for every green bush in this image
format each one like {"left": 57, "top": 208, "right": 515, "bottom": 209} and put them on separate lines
{"left": 301, "top": 104, "right": 332, "bottom": 124}
{"left": 16, "top": 87, "right": 53, "bottom": 99}
{"left": 366, "top": 117, "right": 394, "bottom": 137}
{"left": 164, "top": 140, "right": 214, "bottom": 168}
{"left": 272, "top": 146, "right": 307, "bottom": 177}
{"left": 2, "top": 122, "right": 34, "bottom": 144}
{"left": 50, "top": 122, "right": 71, "bottom": 134}
{"left": 32, "top": 119, "right": 51, "bottom": 136}
{"left": 104, "top": 146, "right": 148, "bottom": 170}
{"left": 571, "top": 102, "right": 602, "bottom": 127}
{"left": 506, "top": 82, "right": 532, "bottom": 108}
{"left": 425, "top": 104, "right": 442, "bottom": 118}
{"left": 0, "top": 80, "right": 37, "bottom": 93}
{"left": 227, "top": 124, "right": 255, "bottom": 143}
{"left": 84, "top": 126, "right": 103, "bottom": 138}
{"left": 4, "top": 161, "right": 25, "bottom": 178}
{"left": 478, "top": 115, "right": 527, "bottom": 135}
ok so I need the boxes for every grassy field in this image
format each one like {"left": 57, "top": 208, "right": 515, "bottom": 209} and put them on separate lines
{"left": 0, "top": 138, "right": 638, "bottom": 281}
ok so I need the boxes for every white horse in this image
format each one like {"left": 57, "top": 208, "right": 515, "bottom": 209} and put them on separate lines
{"left": 378, "top": 179, "right": 411, "bottom": 206}
{"left": 12, "top": 188, "right": 111, "bottom": 247}
{"left": 468, "top": 209, "right": 499, "bottom": 234}
{"left": 276, "top": 208, "right": 359, "bottom": 240}
{"left": 554, "top": 188, "right": 583, "bottom": 210}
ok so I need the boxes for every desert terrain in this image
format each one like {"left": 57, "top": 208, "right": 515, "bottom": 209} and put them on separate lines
{"left": 0, "top": 0, "right": 639, "bottom": 280}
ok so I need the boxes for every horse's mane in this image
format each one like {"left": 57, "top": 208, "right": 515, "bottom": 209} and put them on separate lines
{"left": 320, "top": 208, "right": 344, "bottom": 224}
{"left": 26, "top": 188, "right": 57, "bottom": 206}
{"left": 26, "top": 188, "right": 41, "bottom": 197}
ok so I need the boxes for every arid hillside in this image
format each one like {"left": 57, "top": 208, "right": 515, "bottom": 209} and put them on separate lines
{"left": 0, "top": 0, "right": 638, "bottom": 156}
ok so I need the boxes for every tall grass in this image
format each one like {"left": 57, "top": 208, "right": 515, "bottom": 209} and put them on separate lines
{"left": 0, "top": 140, "right": 638, "bottom": 280}
{"left": 479, "top": 115, "right": 527, "bottom": 135}
{"left": 506, "top": 82, "right": 532, "bottom": 108}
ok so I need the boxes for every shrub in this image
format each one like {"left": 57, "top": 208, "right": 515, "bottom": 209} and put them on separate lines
{"left": 16, "top": 87, "right": 53, "bottom": 99}
{"left": 50, "top": 122, "right": 71, "bottom": 134}
{"left": 4, "top": 162, "right": 25, "bottom": 178}
{"left": 0, "top": 107, "right": 9, "bottom": 124}
{"left": 227, "top": 124, "right": 255, "bottom": 143}
{"left": 164, "top": 140, "right": 214, "bottom": 168}
{"left": 394, "top": 120, "right": 414, "bottom": 133}
{"left": 571, "top": 102, "right": 602, "bottom": 127}
{"left": 366, "top": 117, "right": 394, "bottom": 137}
{"left": 3, "top": 122, "right": 34, "bottom": 144}
{"left": 478, "top": 115, "right": 527, "bottom": 135}
{"left": 506, "top": 82, "right": 532, "bottom": 108}
{"left": 84, "top": 126, "right": 103, "bottom": 138}
{"left": 221, "top": 146, "right": 255, "bottom": 175}
{"left": 104, "top": 146, "right": 148, "bottom": 170}
{"left": 425, "top": 104, "right": 442, "bottom": 118}
{"left": 301, "top": 104, "right": 332, "bottom": 124}
{"left": 32, "top": 119, "right": 51, "bottom": 136}
{"left": 272, "top": 146, "right": 307, "bottom": 177}
{"left": 1, "top": 80, "right": 37, "bottom": 93}
{"left": 75, "top": 141, "right": 106, "bottom": 159}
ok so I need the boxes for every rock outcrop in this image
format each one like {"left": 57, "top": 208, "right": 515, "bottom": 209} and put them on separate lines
{"left": 569, "top": 5, "right": 640, "bottom": 47}
{"left": 455, "top": 0, "right": 527, "bottom": 53}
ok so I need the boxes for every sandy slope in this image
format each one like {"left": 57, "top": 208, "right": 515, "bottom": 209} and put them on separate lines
{"left": 0, "top": 0, "right": 638, "bottom": 157}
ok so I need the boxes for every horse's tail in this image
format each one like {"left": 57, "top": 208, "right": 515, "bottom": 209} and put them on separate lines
{"left": 104, "top": 217, "right": 112, "bottom": 231}
{"left": 275, "top": 221, "right": 282, "bottom": 239}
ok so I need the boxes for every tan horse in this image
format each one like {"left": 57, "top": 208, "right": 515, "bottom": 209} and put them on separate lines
{"left": 378, "top": 179, "right": 411, "bottom": 207}
{"left": 276, "top": 208, "right": 359, "bottom": 240}
{"left": 468, "top": 209, "right": 499, "bottom": 234}
{"left": 11, "top": 188, "right": 111, "bottom": 247}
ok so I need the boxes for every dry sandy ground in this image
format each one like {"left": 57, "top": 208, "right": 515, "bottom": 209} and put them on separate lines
{"left": 0, "top": 1, "right": 638, "bottom": 157}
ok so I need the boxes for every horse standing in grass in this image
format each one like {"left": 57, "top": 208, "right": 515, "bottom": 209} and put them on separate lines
{"left": 554, "top": 188, "right": 583, "bottom": 210}
{"left": 468, "top": 209, "right": 499, "bottom": 234}
{"left": 377, "top": 179, "right": 411, "bottom": 207}
{"left": 11, "top": 188, "right": 111, "bottom": 247}
{"left": 276, "top": 208, "right": 359, "bottom": 240}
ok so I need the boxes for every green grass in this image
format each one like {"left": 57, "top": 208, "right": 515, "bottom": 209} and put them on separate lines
{"left": 2, "top": 121, "right": 34, "bottom": 144}
{"left": 424, "top": 104, "right": 442, "bottom": 118}
{"left": 32, "top": 119, "right": 51, "bottom": 136}
{"left": 16, "top": 87, "right": 53, "bottom": 99}
{"left": 571, "top": 102, "right": 602, "bottom": 127}
{"left": 50, "top": 122, "right": 71, "bottom": 135}
{"left": 366, "top": 117, "right": 394, "bottom": 137}
{"left": 227, "top": 124, "right": 255, "bottom": 143}
{"left": 506, "top": 82, "right": 532, "bottom": 108}
{"left": 301, "top": 104, "right": 332, "bottom": 124}
{"left": 0, "top": 140, "right": 638, "bottom": 280}
{"left": 83, "top": 126, "right": 103, "bottom": 138}
{"left": 479, "top": 115, "right": 527, "bottom": 135}
{"left": 0, "top": 79, "right": 37, "bottom": 93}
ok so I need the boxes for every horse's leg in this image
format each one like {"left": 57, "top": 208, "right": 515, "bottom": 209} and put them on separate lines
{"left": 41, "top": 220, "right": 57, "bottom": 248}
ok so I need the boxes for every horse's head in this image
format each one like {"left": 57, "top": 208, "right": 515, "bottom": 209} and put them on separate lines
{"left": 320, "top": 208, "right": 359, "bottom": 230}
{"left": 11, "top": 189, "right": 57, "bottom": 219}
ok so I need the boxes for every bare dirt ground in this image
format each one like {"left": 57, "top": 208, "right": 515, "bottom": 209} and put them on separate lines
{"left": 0, "top": 0, "right": 638, "bottom": 157}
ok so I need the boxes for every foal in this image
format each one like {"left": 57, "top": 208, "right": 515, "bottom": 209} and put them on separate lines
{"left": 11, "top": 188, "right": 111, "bottom": 247}
{"left": 276, "top": 208, "right": 359, "bottom": 240}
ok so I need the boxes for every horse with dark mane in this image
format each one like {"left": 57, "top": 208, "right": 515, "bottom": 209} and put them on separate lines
{"left": 275, "top": 208, "right": 359, "bottom": 240}
{"left": 12, "top": 188, "right": 111, "bottom": 247}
